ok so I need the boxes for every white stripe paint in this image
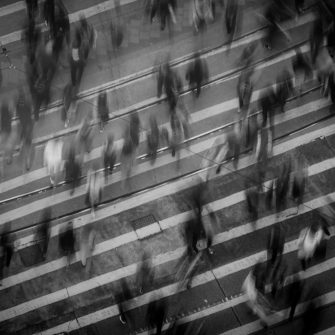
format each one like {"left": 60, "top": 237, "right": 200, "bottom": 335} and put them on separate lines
{"left": 0, "top": 0, "right": 138, "bottom": 44}
{"left": 2, "top": 178, "right": 335, "bottom": 322}
{"left": 1, "top": 103, "right": 333, "bottom": 228}
{"left": 0, "top": 16, "right": 318, "bottom": 193}
{"left": 9, "top": 103, "right": 335, "bottom": 252}
{"left": 34, "top": 232, "right": 335, "bottom": 335}
{"left": 4, "top": 9, "right": 316, "bottom": 141}
{"left": 4, "top": 161, "right": 335, "bottom": 292}
{"left": 317, "top": 326, "right": 335, "bottom": 335}
{"left": 137, "top": 255, "right": 335, "bottom": 335}
{"left": 222, "top": 283, "right": 335, "bottom": 335}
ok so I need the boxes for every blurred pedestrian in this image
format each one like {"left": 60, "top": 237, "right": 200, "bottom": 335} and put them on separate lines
{"left": 316, "top": 47, "right": 333, "bottom": 96}
{"left": 276, "top": 70, "right": 294, "bottom": 113}
{"left": 130, "top": 113, "right": 140, "bottom": 149}
{"left": 310, "top": 16, "right": 324, "bottom": 65}
{"left": 76, "top": 116, "right": 92, "bottom": 158}
{"left": 79, "top": 225, "right": 96, "bottom": 270}
{"left": 44, "top": 138, "right": 64, "bottom": 186}
{"left": 43, "top": 0, "right": 55, "bottom": 37}
{"left": 117, "top": 278, "right": 132, "bottom": 325}
{"left": 53, "top": 0, "right": 70, "bottom": 57}
{"left": 275, "top": 158, "right": 291, "bottom": 212}
{"left": 121, "top": 128, "right": 136, "bottom": 185}
{"left": 85, "top": 167, "right": 103, "bottom": 218}
{"left": 147, "top": 115, "right": 160, "bottom": 164}
{"left": 147, "top": 297, "right": 167, "bottom": 335}
{"left": 78, "top": 15, "right": 95, "bottom": 61}
{"left": 295, "top": 0, "right": 304, "bottom": 14}
{"left": 65, "top": 141, "right": 81, "bottom": 195}
{"left": 102, "top": 134, "right": 117, "bottom": 183}
{"left": 237, "top": 68, "right": 253, "bottom": 120}
{"left": 242, "top": 262, "right": 273, "bottom": 326}
{"left": 300, "top": 286, "right": 322, "bottom": 335}
{"left": 59, "top": 221, "right": 75, "bottom": 266}
{"left": 292, "top": 156, "right": 306, "bottom": 206}
{"left": 217, "top": 124, "right": 240, "bottom": 172}
{"left": 136, "top": 251, "right": 154, "bottom": 294}
{"left": 62, "top": 82, "right": 77, "bottom": 128}
{"left": 260, "top": 87, "right": 277, "bottom": 143}
{"left": 169, "top": 112, "right": 184, "bottom": 165}
{"left": 70, "top": 31, "right": 84, "bottom": 87}
{"left": 287, "top": 271, "right": 304, "bottom": 321}
{"left": 297, "top": 222, "right": 324, "bottom": 270}
{"left": 267, "top": 225, "right": 285, "bottom": 266}
{"left": 0, "top": 101, "right": 13, "bottom": 176}
{"left": 185, "top": 52, "right": 209, "bottom": 98}
{"left": 292, "top": 49, "right": 312, "bottom": 95}
{"left": 245, "top": 178, "right": 260, "bottom": 223}
{"left": 36, "top": 207, "right": 51, "bottom": 259}
{"left": 0, "top": 222, "right": 14, "bottom": 285}
{"left": 25, "top": 0, "right": 38, "bottom": 24}
{"left": 193, "top": 0, "right": 214, "bottom": 33}
{"left": 225, "top": 0, "right": 238, "bottom": 40}
{"left": 159, "top": 0, "right": 177, "bottom": 36}
{"left": 110, "top": 0, "right": 124, "bottom": 50}
{"left": 157, "top": 60, "right": 182, "bottom": 115}
{"left": 95, "top": 91, "right": 109, "bottom": 132}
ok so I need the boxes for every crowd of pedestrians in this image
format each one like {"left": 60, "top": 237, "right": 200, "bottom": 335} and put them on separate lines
{"left": 1, "top": 0, "right": 335, "bottom": 333}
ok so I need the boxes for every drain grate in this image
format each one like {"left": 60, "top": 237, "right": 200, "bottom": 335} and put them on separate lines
{"left": 131, "top": 214, "right": 161, "bottom": 239}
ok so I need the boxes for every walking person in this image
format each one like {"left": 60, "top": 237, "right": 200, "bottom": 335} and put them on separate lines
{"left": 79, "top": 225, "right": 96, "bottom": 271}
{"left": 287, "top": 271, "right": 304, "bottom": 321}
{"left": 36, "top": 207, "right": 51, "bottom": 260}
{"left": 121, "top": 128, "right": 136, "bottom": 188}
{"left": 59, "top": 221, "right": 76, "bottom": 267}
{"left": 65, "top": 140, "right": 81, "bottom": 195}
{"left": 276, "top": 70, "right": 294, "bottom": 113}
{"left": 146, "top": 297, "right": 167, "bottom": 335}
{"left": 70, "top": 32, "right": 84, "bottom": 88}
{"left": 147, "top": 115, "right": 160, "bottom": 164}
{"left": 85, "top": 167, "right": 103, "bottom": 218}
{"left": 44, "top": 138, "right": 64, "bottom": 186}
{"left": 185, "top": 52, "right": 209, "bottom": 98}
{"left": 0, "top": 222, "right": 14, "bottom": 285}
{"left": 95, "top": 91, "right": 109, "bottom": 132}
{"left": 0, "top": 100, "right": 13, "bottom": 177}
{"left": 62, "top": 82, "right": 77, "bottom": 128}
{"left": 102, "top": 134, "right": 117, "bottom": 183}
{"left": 297, "top": 222, "right": 324, "bottom": 270}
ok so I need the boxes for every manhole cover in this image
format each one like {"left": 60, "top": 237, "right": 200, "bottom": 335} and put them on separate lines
{"left": 131, "top": 214, "right": 161, "bottom": 239}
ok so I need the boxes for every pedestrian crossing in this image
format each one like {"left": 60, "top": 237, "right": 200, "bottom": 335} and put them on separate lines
{"left": 1, "top": 0, "right": 335, "bottom": 334}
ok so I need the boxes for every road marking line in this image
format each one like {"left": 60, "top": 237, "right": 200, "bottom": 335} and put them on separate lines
{"left": 0, "top": 1, "right": 26, "bottom": 18}
{"left": 1, "top": 107, "right": 334, "bottom": 229}
{"left": 8, "top": 107, "right": 335, "bottom": 251}
{"left": 34, "top": 233, "right": 335, "bottom": 334}
{"left": 0, "top": 57, "right": 324, "bottom": 195}
{"left": 2, "top": 172, "right": 335, "bottom": 320}
{"left": 137, "top": 255, "right": 335, "bottom": 335}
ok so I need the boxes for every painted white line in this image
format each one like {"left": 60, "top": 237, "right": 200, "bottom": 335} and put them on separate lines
{"left": 137, "top": 255, "right": 335, "bottom": 335}
{"left": 222, "top": 279, "right": 335, "bottom": 335}
{"left": 2, "top": 166, "right": 335, "bottom": 322}
{"left": 317, "top": 326, "right": 335, "bottom": 335}
{"left": 0, "top": 2, "right": 26, "bottom": 18}
{"left": 0, "top": 51, "right": 324, "bottom": 195}
{"left": 0, "top": 13, "right": 317, "bottom": 191}
{"left": 9, "top": 100, "right": 335, "bottom": 252}
{"left": 0, "top": 0, "right": 138, "bottom": 45}
{"left": 4, "top": 154, "right": 335, "bottom": 293}
{"left": 1, "top": 100, "right": 333, "bottom": 228}
{"left": 4, "top": 9, "right": 316, "bottom": 135}
{"left": 34, "top": 232, "right": 335, "bottom": 335}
